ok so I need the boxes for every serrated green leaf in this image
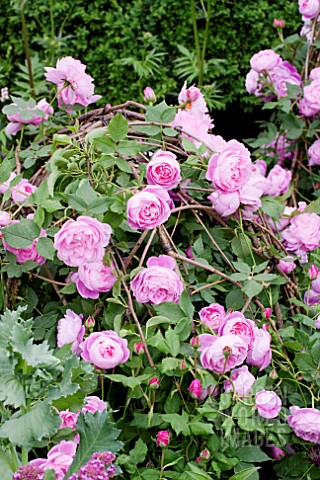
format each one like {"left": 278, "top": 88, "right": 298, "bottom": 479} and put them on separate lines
{"left": 0, "top": 348, "right": 26, "bottom": 408}
{"left": 36, "top": 237, "right": 55, "bottom": 260}
{"left": 231, "top": 234, "right": 251, "bottom": 258}
{"left": 3, "top": 219, "right": 40, "bottom": 249}
{"left": 105, "top": 373, "right": 149, "bottom": 389}
{"left": 117, "top": 140, "right": 141, "bottom": 156}
{"left": 235, "top": 446, "right": 270, "bottom": 463}
{"left": 229, "top": 467, "right": 260, "bottom": 480}
{"left": 241, "top": 280, "right": 263, "bottom": 298}
{"left": 131, "top": 124, "right": 161, "bottom": 136}
{"left": 108, "top": 114, "right": 128, "bottom": 142}
{"left": 179, "top": 290, "right": 195, "bottom": 318}
{"left": 189, "top": 421, "right": 214, "bottom": 435}
{"left": 186, "top": 463, "right": 213, "bottom": 480}
{"left": 116, "top": 157, "right": 133, "bottom": 173}
{"left": 162, "top": 411, "right": 190, "bottom": 436}
{"left": 165, "top": 327, "right": 180, "bottom": 356}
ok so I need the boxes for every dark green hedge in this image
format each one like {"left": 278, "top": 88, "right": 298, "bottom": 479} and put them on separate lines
{"left": 2, "top": 0, "right": 301, "bottom": 110}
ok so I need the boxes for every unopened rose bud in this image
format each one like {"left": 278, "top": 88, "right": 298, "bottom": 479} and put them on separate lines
{"left": 188, "top": 379, "right": 202, "bottom": 399}
{"left": 263, "top": 307, "right": 272, "bottom": 319}
{"left": 308, "top": 264, "right": 319, "bottom": 280}
{"left": 180, "top": 359, "right": 186, "bottom": 370}
{"left": 273, "top": 18, "right": 285, "bottom": 28}
{"left": 186, "top": 246, "right": 194, "bottom": 259}
{"left": 200, "top": 448, "right": 210, "bottom": 459}
{"left": 190, "top": 336, "right": 200, "bottom": 347}
{"left": 143, "top": 87, "right": 156, "bottom": 104}
{"left": 149, "top": 377, "right": 160, "bottom": 389}
{"left": 146, "top": 461, "right": 155, "bottom": 468}
{"left": 134, "top": 341, "right": 145, "bottom": 355}
{"left": 85, "top": 316, "right": 95, "bottom": 329}
{"left": 269, "top": 445, "right": 285, "bottom": 460}
{"left": 196, "top": 456, "right": 202, "bottom": 464}
{"left": 269, "top": 369, "right": 278, "bottom": 380}
{"left": 156, "top": 430, "right": 170, "bottom": 447}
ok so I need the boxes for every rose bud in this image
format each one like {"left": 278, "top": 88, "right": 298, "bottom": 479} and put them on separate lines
{"left": 156, "top": 430, "right": 170, "bottom": 447}
{"left": 273, "top": 19, "right": 285, "bottom": 28}
{"left": 149, "top": 377, "right": 160, "bottom": 389}
{"left": 190, "top": 336, "right": 200, "bottom": 347}
{"left": 134, "top": 341, "right": 145, "bottom": 355}
{"left": 308, "top": 264, "right": 319, "bottom": 280}
{"left": 85, "top": 316, "right": 95, "bottom": 329}
{"left": 263, "top": 307, "right": 272, "bottom": 319}
{"left": 143, "top": 87, "right": 156, "bottom": 104}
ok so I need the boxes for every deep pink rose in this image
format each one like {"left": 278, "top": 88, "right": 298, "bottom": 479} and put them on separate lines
{"left": 299, "top": 0, "right": 320, "bottom": 18}
{"left": 130, "top": 255, "right": 183, "bottom": 304}
{"left": 281, "top": 213, "right": 320, "bottom": 252}
{"left": 54, "top": 216, "right": 112, "bottom": 267}
{"left": 178, "top": 81, "right": 208, "bottom": 115}
{"left": 198, "top": 333, "right": 248, "bottom": 374}
{"left": 208, "top": 190, "right": 240, "bottom": 216}
{"left": 199, "top": 303, "right": 226, "bottom": 330}
{"left": 303, "top": 79, "right": 320, "bottom": 114}
{"left": 250, "top": 49, "right": 281, "bottom": 73}
{"left": 206, "top": 140, "right": 252, "bottom": 193}
{"left": 6, "top": 98, "right": 53, "bottom": 136}
{"left": 80, "top": 330, "right": 130, "bottom": 369}
{"left": 218, "top": 312, "right": 255, "bottom": 347}
{"left": 188, "top": 379, "right": 203, "bottom": 399}
{"left": 156, "top": 430, "right": 170, "bottom": 447}
{"left": 0, "top": 172, "right": 16, "bottom": 194}
{"left": 264, "top": 307, "right": 272, "bottom": 319}
{"left": 308, "top": 139, "right": 320, "bottom": 166}
{"left": 11, "top": 179, "right": 37, "bottom": 204}
{"left": 224, "top": 365, "right": 256, "bottom": 396}
{"left": 127, "top": 185, "right": 172, "bottom": 230}
{"left": 57, "top": 309, "right": 85, "bottom": 355}
{"left": 45, "top": 440, "right": 77, "bottom": 480}
{"left": 82, "top": 395, "right": 107, "bottom": 414}
{"left": 255, "top": 390, "right": 282, "bottom": 419}
{"left": 146, "top": 150, "right": 181, "bottom": 190}
{"left": 278, "top": 257, "right": 296, "bottom": 274}
{"left": 265, "top": 166, "right": 291, "bottom": 197}
{"left": 288, "top": 406, "right": 320, "bottom": 443}
{"left": 72, "top": 261, "right": 116, "bottom": 299}
{"left": 269, "top": 445, "right": 286, "bottom": 460}
{"left": 246, "top": 325, "right": 272, "bottom": 371}
{"left": 59, "top": 409, "right": 79, "bottom": 430}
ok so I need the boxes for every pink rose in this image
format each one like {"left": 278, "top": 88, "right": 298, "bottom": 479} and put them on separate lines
{"left": 146, "top": 150, "right": 181, "bottom": 190}
{"left": 255, "top": 390, "right": 282, "bottom": 419}
{"left": 171, "top": 109, "right": 214, "bottom": 147}
{"left": 6, "top": 98, "right": 53, "bottom": 136}
{"left": 59, "top": 409, "right": 79, "bottom": 430}
{"left": 130, "top": 255, "right": 183, "bottom": 304}
{"left": 246, "top": 325, "right": 272, "bottom": 371}
{"left": 143, "top": 86, "right": 156, "bottom": 103}
{"left": 11, "top": 179, "right": 37, "bottom": 204}
{"left": 269, "top": 61, "right": 302, "bottom": 98}
{"left": 207, "top": 190, "right": 240, "bottom": 216}
{"left": 44, "top": 440, "right": 77, "bottom": 479}
{"left": 82, "top": 395, "right": 107, "bottom": 414}
{"left": 274, "top": 19, "right": 285, "bottom": 28}
{"left": 245, "top": 69, "right": 260, "bottom": 95}
{"left": 224, "top": 365, "right": 256, "bottom": 396}
{"left": 204, "top": 134, "right": 227, "bottom": 155}
{"left": 281, "top": 213, "right": 320, "bottom": 252}
{"left": 303, "top": 79, "right": 320, "bottom": 114}
{"left": 206, "top": 140, "right": 252, "bottom": 193}
{"left": 299, "top": 0, "right": 320, "bottom": 19}
{"left": 310, "top": 67, "right": 320, "bottom": 80}
{"left": 156, "top": 430, "right": 170, "bottom": 447}
{"left": 265, "top": 166, "right": 291, "bottom": 197}
{"left": 2, "top": 221, "right": 47, "bottom": 265}
{"left": 299, "top": 97, "right": 319, "bottom": 117}
{"left": 198, "top": 333, "right": 248, "bottom": 374}
{"left": 288, "top": 406, "right": 320, "bottom": 443}
{"left": 54, "top": 216, "right": 112, "bottom": 267}
{"left": 127, "top": 185, "right": 172, "bottom": 230}
{"left": 80, "top": 330, "right": 130, "bottom": 369}
{"left": 250, "top": 49, "right": 281, "bottom": 73}
{"left": 178, "top": 82, "right": 208, "bottom": 116}
{"left": 188, "top": 379, "right": 203, "bottom": 399}
{"left": 308, "top": 139, "right": 320, "bottom": 166}
{"left": 218, "top": 312, "right": 255, "bottom": 347}
{"left": 199, "top": 303, "right": 226, "bottom": 330}
{"left": 278, "top": 257, "right": 296, "bottom": 274}
{"left": 0, "top": 211, "right": 11, "bottom": 227}
{"left": 315, "top": 315, "right": 320, "bottom": 328}
{"left": 57, "top": 309, "right": 85, "bottom": 355}
{"left": 264, "top": 307, "right": 272, "bottom": 319}
{"left": 0, "top": 172, "right": 16, "bottom": 194}
{"left": 253, "top": 160, "right": 267, "bottom": 176}
{"left": 71, "top": 261, "right": 116, "bottom": 299}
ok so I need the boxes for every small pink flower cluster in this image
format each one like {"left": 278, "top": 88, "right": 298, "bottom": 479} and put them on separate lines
{"left": 246, "top": 49, "right": 301, "bottom": 100}
{"left": 68, "top": 451, "right": 116, "bottom": 480}
{"left": 5, "top": 98, "right": 53, "bottom": 136}
{"left": 53, "top": 216, "right": 116, "bottom": 298}
{"left": 45, "top": 56, "right": 101, "bottom": 108}
{"left": 130, "top": 255, "right": 183, "bottom": 305}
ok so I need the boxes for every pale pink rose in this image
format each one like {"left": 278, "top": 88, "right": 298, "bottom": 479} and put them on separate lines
{"left": 253, "top": 160, "right": 267, "bottom": 176}
{"left": 278, "top": 257, "right": 296, "bottom": 274}
{"left": 310, "top": 67, "right": 320, "bottom": 81}
{"left": 265, "top": 166, "right": 291, "bottom": 197}
{"left": 71, "top": 261, "right": 116, "bottom": 299}
{"left": 6, "top": 98, "right": 53, "bottom": 135}
{"left": 308, "top": 139, "right": 320, "bottom": 166}
{"left": 59, "top": 409, "right": 79, "bottom": 430}
{"left": 130, "top": 255, "right": 183, "bottom": 304}
{"left": 269, "top": 61, "right": 302, "bottom": 98}
{"left": 245, "top": 69, "right": 260, "bottom": 95}
{"left": 206, "top": 140, "right": 252, "bottom": 193}
{"left": 2, "top": 221, "right": 46, "bottom": 265}
{"left": 255, "top": 390, "right": 282, "bottom": 419}
{"left": 143, "top": 86, "right": 156, "bottom": 103}
{"left": 11, "top": 179, "right": 37, "bottom": 203}
{"left": 188, "top": 379, "right": 203, "bottom": 399}
{"left": 82, "top": 395, "right": 107, "bottom": 414}
{"left": 288, "top": 406, "right": 320, "bottom": 443}
{"left": 198, "top": 333, "right": 248, "bottom": 374}
{"left": 207, "top": 190, "right": 240, "bottom": 216}
{"left": 246, "top": 325, "right": 272, "bottom": 371}
{"left": 44, "top": 440, "right": 77, "bottom": 480}
{"left": 299, "top": 0, "right": 320, "bottom": 19}
{"left": 45, "top": 56, "right": 101, "bottom": 107}
{"left": 0, "top": 172, "right": 16, "bottom": 194}
{"left": 199, "top": 303, "right": 226, "bottom": 330}
{"left": 57, "top": 309, "right": 85, "bottom": 355}
{"left": 224, "top": 365, "right": 255, "bottom": 396}
{"left": 54, "top": 216, "right": 112, "bottom": 267}
{"left": 127, "top": 185, "right": 172, "bottom": 230}
{"left": 171, "top": 109, "right": 214, "bottom": 147}
{"left": 204, "top": 134, "right": 227, "bottom": 155}
{"left": 303, "top": 79, "right": 320, "bottom": 114}
{"left": 218, "top": 312, "right": 255, "bottom": 347}
{"left": 146, "top": 150, "right": 181, "bottom": 190}
{"left": 80, "top": 330, "right": 130, "bottom": 369}
{"left": 178, "top": 82, "right": 208, "bottom": 115}
{"left": 156, "top": 430, "right": 170, "bottom": 447}
{"left": 299, "top": 97, "right": 319, "bottom": 117}
{"left": 0, "top": 211, "right": 11, "bottom": 227}
{"left": 239, "top": 172, "right": 266, "bottom": 211}
{"left": 250, "top": 49, "right": 281, "bottom": 73}
{"left": 281, "top": 213, "right": 320, "bottom": 252}
{"left": 315, "top": 315, "right": 320, "bottom": 328}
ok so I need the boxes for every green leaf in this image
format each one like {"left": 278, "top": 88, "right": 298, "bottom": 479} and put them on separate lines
{"left": 131, "top": 124, "right": 161, "bottom": 136}
{"left": 161, "top": 357, "right": 181, "bottom": 372}
{"left": 189, "top": 421, "right": 214, "bottom": 435}
{"left": 117, "top": 140, "right": 141, "bottom": 156}
{"left": 0, "top": 449, "right": 16, "bottom": 480}
{"left": 105, "top": 373, "right": 149, "bottom": 389}
{"left": 162, "top": 411, "right": 190, "bottom": 436}
{"left": 146, "top": 316, "right": 174, "bottom": 331}
{"left": 231, "top": 234, "right": 251, "bottom": 258}
{"left": 36, "top": 237, "right": 55, "bottom": 260}
{"left": 154, "top": 303, "right": 185, "bottom": 322}
{"left": 179, "top": 290, "right": 195, "bottom": 318}
{"left": 241, "top": 280, "right": 263, "bottom": 298}
{"left": 165, "top": 327, "right": 180, "bottom": 356}
{"left": 116, "top": 157, "right": 133, "bottom": 174}
{"left": 64, "top": 411, "right": 123, "bottom": 476}
{"left": 186, "top": 463, "right": 214, "bottom": 480}
{"left": 0, "top": 400, "right": 61, "bottom": 449}
{"left": 0, "top": 348, "right": 26, "bottom": 407}
{"left": 44, "top": 471, "right": 57, "bottom": 480}
{"left": 229, "top": 467, "right": 260, "bottom": 480}
{"left": 94, "top": 136, "right": 116, "bottom": 154}
{"left": 236, "top": 446, "right": 270, "bottom": 463}
{"left": 108, "top": 114, "right": 128, "bottom": 142}
{"left": 219, "top": 391, "right": 232, "bottom": 410}
{"left": 250, "top": 375, "right": 267, "bottom": 395}
{"left": 261, "top": 196, "right": 284, "bottom": 219}
{"left": 2, "top": 219, "right": 40, "bottom": 249}
{"left": 233, "top": 261, "right": 251, "bottom": 274}
{"left": 0, "top": 157, "right": 15, "bottom": 183}
{"left": 129, "top": 438, "right": 148, "bottom": 466}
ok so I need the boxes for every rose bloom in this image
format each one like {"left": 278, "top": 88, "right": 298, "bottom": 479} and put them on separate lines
{"left": 278, "top": 257, "right": 296, "bottom": 274}
{"left": 188, "top": 379, "right": 203, "bottom": 399}
{"left": 0, "top": 211, "right": 11, "bottom": 227}
{"left": 156, "top": 430, "right": 170, "bottom": 447}
{"left": 247, "top": 325, "right": 272, "bottom": 371}
{"left": 245, "top": 69, "right": 261, "bottom": 95}
{"left": 299, "top": 97, "right": 319, "bottom": 117}
{"left": 178, "top": 81, "right": 208, "bottom": 116}
{"left": 54, "top": 216, "right": 112, "bottom": 267}
{"left": 11, "top": 179, "right": 37, "bottom": 204}
{"left": 208, "top": 190, "right": 240, "bottom": 217}
{"left": 45, "top": 56, "right": 101, "bottom": 107}
{"left": 57, "top": 309, "right": 85, "bottom": 355}
{"left": 0, "top": 172, "right": 16, "bottom": 194}
{"left": 288, "top": 407, "right": 320, "bottom": 443}
{"left": 224, "top": 365, "right": 256, "bottom": 396}
{"left": 255, "top": 390, "right": 282, "bottom": 419}
{"left": 265, "top": 166, "right": 291, "bottom": 197}
{"left": 59, "top": 409, "right": 79, "bottom": 430}
{"left": 80, "top": 330, "right": 130, "bottom": 369}
{"left": 269, "top": 61, "right": 302, "bottom": 98}
{"left": 6, "top": 98, "right": 53, "bottom": 136}
{"left": 82, "top": 395, "right": 107, "bottom": 414}
{"left": 199, "top": 303, "right": 226, "bottom": 330}
{"left": 281, "top": 213, "right": 320, "bottom": 252}
{"left": 44, "top": 440, "right": 77, "bottom": 480}
{"left": 298, "top": 0, "right": 320, "bottom": 19}
{"left": 171, "top": 109, "right": 214, "bottom": 147}
{"left": 127, "top": 185, "right": 172, "bottom": 230}
{"left": 310, "top": 67, "right": 320, "bottom": 81}
{"left": 206, "top": 140, "right": 252, "bottom": 193}
{"left": 308, "top": 139, "right": 320, "bottom": 166}
{"left": 71, "top": 261, "right": 117, "bottom": 299}
{"left": 198, "top": 333, "right": 248, "bottom": 374}
{"left": 250, "top": 49, "right": 281, "bottom": 73}
{"left": 218, "top": 312, "right": 255, "bottom": 347}
{"left": 146, "top": 150, "right": 181, "bottom": 190}
{"left": 303, "top": 79, "right": 320, "bottom": 114}
{"left": 130, "top": 255, "right": 183, "bottom": 305}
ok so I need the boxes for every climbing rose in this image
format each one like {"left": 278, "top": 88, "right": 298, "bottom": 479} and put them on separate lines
{"left": 298, "top": 0, "right": 320, "bottom": 19}
{"left": 250, "top": 49, "right": 281, "bottom": 73}
{"left": 198, "top": 333, "right": 248, "bottom": 374}
{"left": 58, "top": 410, "right": 79, "bottom": 430}
{"left": 265, "top": 166, "right": 291, "bottom": 197}
{"left": 71, "top": 261, "right": 116, "bottom": 299}
{"left": 126, "top": 185, "right": 172, "bottom": 230}
{"left": 57, "top": 309, "right": 85, "bottom": 355}
{"left": 224, "top": 365, "right": 256, "bottom": 396}
{"left": 199, "top": 303, "right": 226, "bottom": 330}
{"left": 281, "top": 213, "right": 320, "bottom": 253}
{"left": 6, "top": 98, "right": 53, "bottom": 136}
{"left": 11, "top": 179, "right": 37, "bottom": 204}
{"left": 80, "top": 330, "right": 129, "bottom": 369}
{"left": 288, "top": 407, "right": 320, "bottom": 443}
{"left": 146, "top": 150, "right": 181, "bottom": 190}
{"left": 218, "top": 312, "right": 255, "bottom": 347}
{"left": 255, "top": 390, "right": 282, "bottom": 419}
{"left": 247, "top": 325, "right": 272, "bottom": 371}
